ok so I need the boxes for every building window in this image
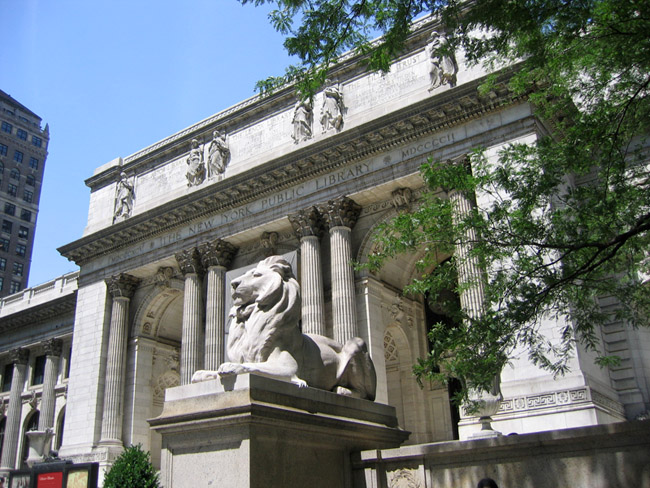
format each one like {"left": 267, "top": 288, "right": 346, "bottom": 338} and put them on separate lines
{"left": 0, "top": 144, "right": 7, "bottom": 156}
{"left": 15, "top": 244, "right": 26, "bottom": 257}
{"left": 7, "top": 184, "right": 17, "bottom": 196}
{"left": 1, "top": 122, "right": 12, "bottom": 134}
{"left": 13, "top": 151, "right": 23, "bottom": 163}
{"left": 4, "top": 203, "right": 15, "bottom": 215}
{"left": 23, "top": 190, "right": 33, "bottom": 203}
{"left": 13, "top": 262, "right": 23, "bottom": 276}
{"left": 16, "top": 129, "right": 27, "bottom": 141}
{"left": 0, "top": 162, "right": 4, "bottom": 173}
{"left": 0, "top": 238, "right": 9, "bottom": 251}
{"left": 2, "top": 363, "right": 12, "bottom": 392}
{"left": 10, "top": 169, "right": 19, "bottom": 180}
{"left": 0, "top": 276, "right": 4, "bottom": 291}
{"left": 29, "top": 158, "right": 38, "bottom": 169}
{"left": 32, "top": 136, "right": 42, "bottom": 147}
{"left": 9, "top": 280, "right": 20, "bottom": 293}
{"left": 32, "top": 355, "right": 46, "bottom": 385}
{"left": 26, "top": 175, "right": 35, "bottom": 186}
{"left": 18, "top": 226, "right": 28, "bottom": 239}
{"left": 0, "top": 258, "right": 6, "bottom": 270}
{"left": 20, "top": 209, "right": 31, "bottom": 222}
{"left": 2, "top": 220, "right": 12, "bottom": 233}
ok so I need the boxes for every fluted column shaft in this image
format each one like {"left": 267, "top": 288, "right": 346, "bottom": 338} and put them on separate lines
{"left": 289, "top": 207, "right": 326, "bottom": 336}
{"left": 0, "top": 348, "right": 29, "bottom": 470}
{"left": 39, "top": 338, "right": 63, "bottom": 431}
{"left": 100, "top": 274, "right": 139, "bottom": 445}
{"left": 176, "top": 248, "right": 204, "bottom": 385}
{"left": 450, "top": 188, "right": 486, "bottom": 319}
{"left": 204, "top": 266, "right": 226, "bottom": 369}
{"left": 199, "top": 239, "right": 237, "bottom": 370}
{"left": 322, "top": 197, "right": 361, "bottom": 344}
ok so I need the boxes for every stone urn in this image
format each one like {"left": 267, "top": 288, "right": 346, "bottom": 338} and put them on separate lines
{"left": 25, "top": 428, "right": 54, "bottom": 466}
{"left": 467, "top": 375, "right": 503, "bottom": 439}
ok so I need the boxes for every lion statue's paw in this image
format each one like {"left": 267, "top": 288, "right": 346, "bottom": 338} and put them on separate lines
{"left": 217, "top": 362, "right": 246, "bottom": 375}
{"left": 191, "top": 370, "right": 219, "bottom": 383}
{"left": 291, "top": 377, "right": 308, "bottom": 388}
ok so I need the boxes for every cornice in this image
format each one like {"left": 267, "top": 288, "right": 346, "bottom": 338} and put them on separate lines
{"left": 59, "top": 69, "right": 522, "bottom": 266}
{"left": 0, "top": 292, "right": 77, "bottom": 334}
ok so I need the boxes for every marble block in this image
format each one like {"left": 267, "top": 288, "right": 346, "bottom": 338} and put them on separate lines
{"left": 149, "top": 373, "right": 409, "bottom": 488}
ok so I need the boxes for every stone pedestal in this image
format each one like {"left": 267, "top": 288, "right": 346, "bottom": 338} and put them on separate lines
{"left": 149, "top": 374, "right": 409, "bottom": 488}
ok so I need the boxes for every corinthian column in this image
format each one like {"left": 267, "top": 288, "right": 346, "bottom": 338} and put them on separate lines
{"left": 0, "top": 348, "right": 29, "bottom": 470}
{"left": 100, "top": 273, "right": 140, "bottom": 445}
{"left": 448, "top": 161, "right": 487, "bottom": 320}
{"left": 175, "top": 248, "right": 204, "bottom": 384}
{"left": 448, "top": 156, "right": 501, "bottom": 437}
{"left": 322, "top": 196, "right": 361, "bottom": 344}
{"left": 198, "top": 239, "right": 238, "bottom": 370}
{"left": 38, "top": 338, "right": 63, "bottom": 431}
{"left": 289, "top": 207, "right": 326, "bottom": 336}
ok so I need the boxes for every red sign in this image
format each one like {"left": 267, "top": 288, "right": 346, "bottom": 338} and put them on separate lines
{"left": 37, "top": 472, "right": 63, "bottom": 488}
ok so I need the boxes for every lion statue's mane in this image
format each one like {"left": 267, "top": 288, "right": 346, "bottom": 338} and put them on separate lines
{"left": 192, "top": 256, "right": 377, "bottom": 400}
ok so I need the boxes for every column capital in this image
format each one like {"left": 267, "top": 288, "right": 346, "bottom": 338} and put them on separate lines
{"left": 9, "top": 347, "right": 29, "bottom": 365}
{"left": 321, "top": 196, "right": 361, "bottom": 229}
{"left": 198, "top": 239, "right": 238, "bottom": 269}
{"left": 42, "top": 338, "right": 63, "bottom": 357}
{"left": 288, "top": 206, "right": 325, "bottom": 239}
{"left": 106, "top": 273, "right": 141, "bottom": 299}
{"left": 175, "top": 248, "right": 204, "bottom": 277}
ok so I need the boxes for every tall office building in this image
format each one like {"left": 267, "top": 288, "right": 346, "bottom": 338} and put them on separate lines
{"left": 0, "top": 90, "right": 48, "bottom": 296}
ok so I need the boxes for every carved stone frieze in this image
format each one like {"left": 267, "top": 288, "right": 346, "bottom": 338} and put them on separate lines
{"left": 113, "top": 171, "right": 135, "bottom": 223}
{"left": 198, "top": 238, "right": 238, "bottom": 269}
{"left": 426, "top": 31, "right": 458, "bottom": 91}
{"left": 60, "top": 71, "right": 521, "bottom": 266}
{"left": 288, "top": 206, "right": 325, "bottom": 239}
{"left": 321, "top": 196, "right": 361, "bottom": 229}
{"left": 175, "top": 248, "right": 204, "bottom": 277}
{"left": 42, "top": 338, "right": 63, "bottom": 357}
{"left": 292, "top": 99, "right": 313, "bottom": 143}
{"left": 186, "top": 139, "right": 206, "bottom": 187}
{"left": 154, "top": 266, "right": 175, "bottom": 288}
{"left": 391, "top": 187, "right": 414, "bottom": 212}
{"left": 9, "top": 347, "right": 29, "bottom": 365}
{"left": 106, "top": 273, "right": 141, "bottom": 299}
{"left": 320, "top": 80, "right": 344, "bottom": 133}
{"left": 207, "top": 130, "right": 230, "bottom": 178}
{"left": 260, "top": 231, "right": 279, "bottom": 250}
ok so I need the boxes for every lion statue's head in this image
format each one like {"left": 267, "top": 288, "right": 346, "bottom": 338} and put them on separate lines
{"left": 227, "top": 256, "right": 301, "bottom": 363}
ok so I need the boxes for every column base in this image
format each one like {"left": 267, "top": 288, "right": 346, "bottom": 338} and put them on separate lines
{"left": 149, "top": 373, "right": 409, "bottom": 488}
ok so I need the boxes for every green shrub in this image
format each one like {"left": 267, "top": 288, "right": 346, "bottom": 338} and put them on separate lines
{"left": 103, "top": 444, "right": 160, "bottom": 488}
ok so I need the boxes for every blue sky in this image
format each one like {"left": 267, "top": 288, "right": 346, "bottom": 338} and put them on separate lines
{"left": 0, "top": 0, "right": 295, "bottom": 286}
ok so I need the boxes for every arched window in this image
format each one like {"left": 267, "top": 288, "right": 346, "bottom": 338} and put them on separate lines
{"left": 26, "top": 175, "right": 35, "bottom": 187}
{"left": 56, "top": 408, "right": 65, "bottom": 451}
{"left": 10, "top": 168, "right": 20, "bottom": 180}
{"left": 20, "top": 410, "right": 39, "bottom": 468}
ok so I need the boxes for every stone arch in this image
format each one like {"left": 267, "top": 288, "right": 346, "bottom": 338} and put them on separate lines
{"left": 20, "top": 409, "right": 39, "bottom": 468}
{"left": 55, "top": 405, "right": 65, "bottom": 451}
{"left": 383, "top": 323, "right": 418, "bottom": 439}
{"left": 132, "top": 278, "right": 184, "bottom": 340}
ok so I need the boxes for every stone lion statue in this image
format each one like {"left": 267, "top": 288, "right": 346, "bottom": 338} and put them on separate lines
{"left": 192, "top": 256, "right": 377, "bottom": 400}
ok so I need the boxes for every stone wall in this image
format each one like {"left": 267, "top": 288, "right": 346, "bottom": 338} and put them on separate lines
{"left": 353, "top": 420, "right": 650, "bottom": 487}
